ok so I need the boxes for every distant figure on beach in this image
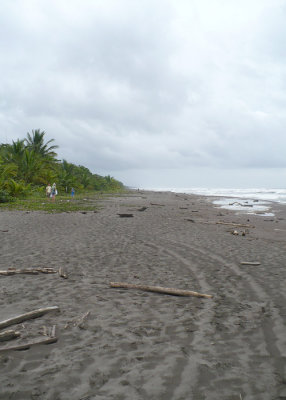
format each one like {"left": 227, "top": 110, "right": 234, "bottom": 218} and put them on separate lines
{"left": 51, "top": 183, "right": 57, "bottom": 202}
{"left": 46, "top": 183, "right": 52, "bottom": 198}
{"left": 71, "top": 187, "right": 75, "bottom": 199}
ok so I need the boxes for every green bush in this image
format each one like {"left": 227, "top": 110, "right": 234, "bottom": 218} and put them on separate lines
{"left": 0, "top": 189, "right": 15, "bottom": 203}
{"left": 6, "top": 179, "right": 31, "bottom": 198}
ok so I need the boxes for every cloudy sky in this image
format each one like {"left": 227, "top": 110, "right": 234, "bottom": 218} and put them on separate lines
{"left": 1, "top": 0, "right": 286, "bottom": 188}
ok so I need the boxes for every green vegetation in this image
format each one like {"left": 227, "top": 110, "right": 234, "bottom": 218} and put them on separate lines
{"left": 0, "top": 192, "right": 120, "bottom": 213}
{"left": 0, "top": 129, "right": 125, "bottom": 209}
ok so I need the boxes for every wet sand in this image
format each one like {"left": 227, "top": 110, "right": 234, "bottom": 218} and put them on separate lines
{"left": 0, "top": 190, "right": 286, "bottom": 400}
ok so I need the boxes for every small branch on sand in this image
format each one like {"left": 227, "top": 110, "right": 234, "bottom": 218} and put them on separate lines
{"left": 240, "top": 261, "right": 261, "bottom": 266}
{"left": 202, "top": 221, "right": 254, "bottom": 228}
{"left": 40, "top": 325, "right": 48, "bottom": 336}
{"left": 117, "top": 213, "right": 134, "bottom": 218}
{"left": 110, "top": 282, "right": 213, "bottom": 299}
{"left": 150, "top": 203, "right": 165, "bottom": 206}
{"left": 40, "top": 324, "right": 56, "bottom": 337}
{"left": 216, "top": 222, "right": 255, "bottom": 228}
{"left": 64, "top": 311, "right": 90, "bottom": 329}
{"left": 50, "top": 325, "right": 56, "bottom": 338}
{"left": 76, "top": 311, "right": 90, "bottom": 328}
{"left": 0, "top": 330, "right": 21, "bottom": 342}
{"left": 59, "top": 267, "right": 68, "bottom": 279}
{"left": 0, "top": 337, "right": 57, "bottom": 352}
{"left": 35, "top": 267, "right": 57, "bottom": 274}
{"left": 137, "top": 207, "right": 148, "bottom": 212}
{"left": 0, "top": 268, "right": 57, "bottom": 276}
{"left": 0, "top": 306, "right": 60, "bottom": 330}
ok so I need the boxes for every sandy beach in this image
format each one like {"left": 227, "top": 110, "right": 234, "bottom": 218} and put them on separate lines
{"left": 1, "top": 190, "right": 286, "bottom": 400}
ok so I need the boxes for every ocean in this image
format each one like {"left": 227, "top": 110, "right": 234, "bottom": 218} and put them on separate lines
{"left": 150, "top": 188, "right": 286, "bottom": 216}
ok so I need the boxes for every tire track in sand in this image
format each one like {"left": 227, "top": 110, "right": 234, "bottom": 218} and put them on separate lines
{"left": 142, "top": 240, "right": 215, "bottom": 400}
{"left": 159, "top": 238, "right": 286, "bottom": 399}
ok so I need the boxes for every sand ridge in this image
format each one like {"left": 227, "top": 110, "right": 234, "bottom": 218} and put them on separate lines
{"left": 0, "top": 190, "right": 286, "bottom": 399}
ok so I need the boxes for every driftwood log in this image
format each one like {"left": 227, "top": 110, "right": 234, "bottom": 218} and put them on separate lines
{"left": 36, "top": 268, "right": 57, "bottom": 274}
{"left": 240, "top": 261, "right": 261, "bottom": 266}
{"left": 0, "top": 330, "right": 21, "bottom": 342}
{"left": 215, "top": 222, "right": 255, "bottom": 228}
{"left": 0, "top": 337, "right": 57, "bottom": 352}
{"left": 0, "top": 306, "right": 60, "bottom": 330}
{"left": 110, "top": 282, "right": 212, "bottom": 299}
{"left": 137, "top": 207, "right": 148, "bottom": 212}
{"left": 0, "top": 268, "right": 57, "bottom": 276}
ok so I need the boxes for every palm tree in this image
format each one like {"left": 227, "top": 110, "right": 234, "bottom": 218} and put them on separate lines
{"left": 0, "top": 154, "right": 17, "bottom": 187}
{"left": 25, "top": 129, "right": 58, "bottom": 159}
{"left": 2, "top": 139, "right": 25, "bottom": 164}
{"left": 19, "top": 149, "right": 44, "bottom": 183}
{"left": 57, "top": 160, "right": 77, "bottom": 192}
{"left": 75, "top": 166, "right": 92, "bottom": 188}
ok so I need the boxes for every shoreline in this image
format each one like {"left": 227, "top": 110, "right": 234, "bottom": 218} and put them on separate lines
{"left": 1, "top": 190, "right": 286, "bottom": 399}
{"left": 144, "top": 187, "right": 286, "bottom": 206}
{"left": 143, "top": 187, "right": 286, "bottom": 218}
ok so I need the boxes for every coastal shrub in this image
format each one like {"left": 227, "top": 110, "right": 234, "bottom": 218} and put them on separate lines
{"left": 6, "top": 179, "right": 31, "bottom": 198}
{"left": 0, "top": 189, "right": 15, "bottom": 203}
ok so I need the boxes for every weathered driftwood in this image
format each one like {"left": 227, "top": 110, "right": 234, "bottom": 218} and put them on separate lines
{"left": 50, "top": 325, "right": 56, "bottom": 338}
{"left": 118, "top": 213, "right": 134, "bottom": 218}
{"left": 137, "top": 207, "right": 148, "bottom": 212}
{"left": 240, "top": 261, "right": 261, "bottom": 266}
{"left": 150, "top": 203, "right": 165, "bottom": 206}
{"left": 64, "top": 311, "right": 90, "bottom": 329}
{"left": 41, "top": 325, "right": 48, "bottom": 336}
{"left": 59, "top": 267, "right": 68, "bottom": 279}
{"left": 110, "top": 282, "right": 212, "bottom": 299}
{"left": 0, "top": 306, "right": 60, "bottom": 330}
{"left": 41, "top": 325, "right": 57, "bottom": 337}
{"left": 0, "top": 330, "right": 21, "bottom": 342}
{"left": 0, "top": 269, "right": 38, "bottom": 276}
{"left": 0, "top": 337, "right": 57, "bottom": 352}
{"left": 0, "top": 268, "right": 57, "bottom": 276}
{"left": 76, "top": 311, "right": 90, "bottom": 328}
{"left": 35, "top": 267, "right": 57, "bottom": 274}
{"left": 216, "top": 222, "right": 255, "bottom": 228}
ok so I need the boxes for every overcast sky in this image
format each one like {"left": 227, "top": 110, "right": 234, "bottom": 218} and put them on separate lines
{"left": 1, "top": 0, "right": 286, "bottom": 188}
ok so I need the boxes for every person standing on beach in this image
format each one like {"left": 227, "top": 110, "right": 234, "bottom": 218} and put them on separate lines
{"left": 51, "top": 183, "right": 57, "bottom": 202}
{"left": 46, "top": 183, "right": 52, "bottom": 199}
{"left": 71, "top": 187, "right": 75, "bottom": 199}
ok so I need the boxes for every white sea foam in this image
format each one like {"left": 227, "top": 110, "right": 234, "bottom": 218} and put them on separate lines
{"left": 148, "top": 187, "right": 286, "bottom": 216}
{"left": 159, "top": 187, "right": 286, "bottom": 204}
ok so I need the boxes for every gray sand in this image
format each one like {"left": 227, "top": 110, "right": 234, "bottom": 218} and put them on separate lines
{"left": 0, "top": 191, "right": 286, "bottom": 400}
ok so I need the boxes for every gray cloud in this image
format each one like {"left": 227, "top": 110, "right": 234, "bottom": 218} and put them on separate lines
{"left": 0, "top": 0, "right": 286, "bottom": 187}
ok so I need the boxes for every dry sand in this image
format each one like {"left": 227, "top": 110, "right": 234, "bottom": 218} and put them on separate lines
{"left": 0, "top": 190, "right": 286, "bottom": 400}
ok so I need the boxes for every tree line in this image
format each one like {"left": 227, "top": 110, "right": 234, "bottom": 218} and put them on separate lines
{"left": 0, "top": 129, "right": 124, "bottom": 202}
